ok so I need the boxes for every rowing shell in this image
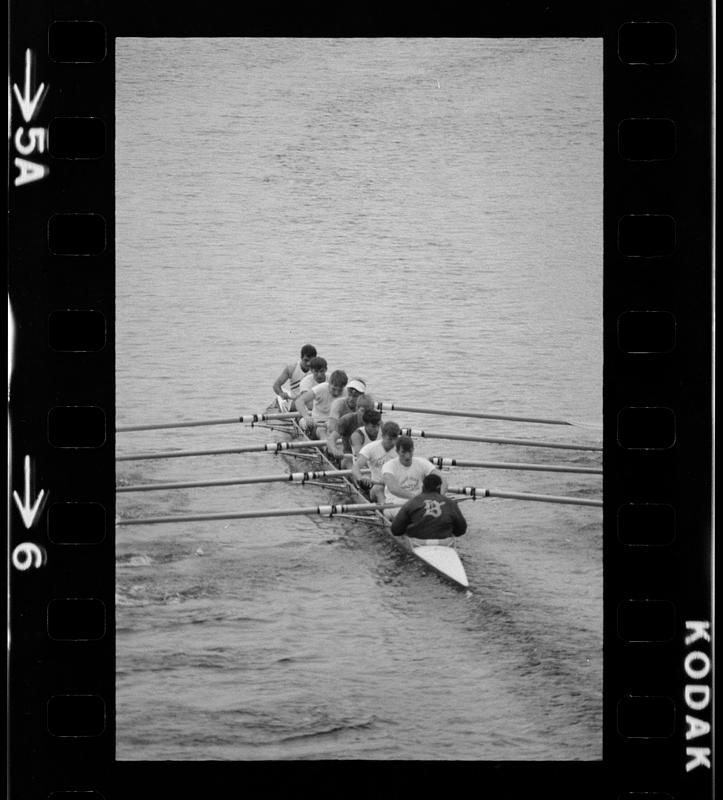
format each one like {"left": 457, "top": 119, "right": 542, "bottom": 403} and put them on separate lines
{"left": 273, "top": 398, "right": 470, "bottom": 590}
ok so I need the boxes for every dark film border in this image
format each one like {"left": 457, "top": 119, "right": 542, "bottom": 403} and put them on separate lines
{"left": 7, "top": 3, "right": 713, "bottom": 799}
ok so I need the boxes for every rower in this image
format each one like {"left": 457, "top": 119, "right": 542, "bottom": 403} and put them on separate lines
{"left": 326, "top": 378, "right": 374, "bottom": 459}
{"left": 390, "top": 473, "right": 467, "bottom": 546}
{"left": 297, "top": 356, "right": 328, "bottom": 401}
{"left": 350, "top": 407, "right": 382, "bottom": 456}
{"left": 333, "top": 401, "right": 379, "bottom": 468}
{"left": 272, "top": 344, "right": 317, "bottom": 402}
{"left": 381, "top": 435, "right": 446, "bottom": 519}
{"left": 293, "top": 369, "right": 348, "bottom": 440}
{"left": 351, "top": 420, "right": 401, "bottom": 504}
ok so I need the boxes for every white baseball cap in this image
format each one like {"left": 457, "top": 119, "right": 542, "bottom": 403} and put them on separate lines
{"left": 347, "top": 379, "right": 366, "bottom": 393}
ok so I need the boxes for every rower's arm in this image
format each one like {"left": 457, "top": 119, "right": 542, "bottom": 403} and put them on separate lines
{"left": 297, "top": 390, "right": 313, "bottom": 410}
{"left": 350, "top": 430, "right": 364, "bottom": 456}
{"left": 323, "top": 413, "right": 341, "bottom": 454}
{"left": 325, "top": 427, "right": 343, "bottom": 457}
{"left": 293, "top": 390, "right": 314, "bottom": 419}
{"left": 351, "top": 453, "right": 368, "bottom": 485}
{"left": 390, "top": 504, "right": 411, "bottom": 537}
{"left": 272, "top": 366, "right": 292, "bottom": 399}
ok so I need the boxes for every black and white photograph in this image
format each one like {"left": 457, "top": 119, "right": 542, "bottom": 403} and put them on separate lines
{"left": 114, "top": 37, "right": 604, "bottom": 760}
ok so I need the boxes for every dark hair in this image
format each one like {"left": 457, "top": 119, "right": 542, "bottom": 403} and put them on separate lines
{"left": 329, "top": 370, "right": 348, "bottom": 387}
{"left": 422, "top": 473, "right": 442, "bottom": 492}
{"left": 395, "top": 435, "right": 414, "bottom": 452}
{"left": 362, "top": 409, "right": 382, "bottom": 425}
{"left": 300, "top": 344, "right": 317, "bottom": 358}
{"left": 309, "top": 356, "right": 327, "bottom": 370}
{"left": 382, "top": 421, "right": 401, "bottom": 437}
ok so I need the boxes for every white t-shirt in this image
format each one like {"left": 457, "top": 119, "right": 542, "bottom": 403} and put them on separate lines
{"left": 358, "top": 440, "right": 397, "bottom": 482}
{"left": 298, "top": 371, "right": 320, "bottom": 395}
{"left": 381, "top": 456, "right": 435, "bottom": 503}
{"left": 309, "top": 383, "right": 346, "bottom": 424}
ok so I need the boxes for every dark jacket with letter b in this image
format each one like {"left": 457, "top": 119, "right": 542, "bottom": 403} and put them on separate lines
{"left": 390, "top": 491, "right": 467, "bottom": 540}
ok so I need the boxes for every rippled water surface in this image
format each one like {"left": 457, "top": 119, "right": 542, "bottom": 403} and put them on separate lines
{"left": 116, "top": 37, "right": 603, "bottom": 760}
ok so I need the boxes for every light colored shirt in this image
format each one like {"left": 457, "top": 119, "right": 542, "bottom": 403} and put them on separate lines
{"left": 353, "top": 425, "right": 378, "bottom": 450}
{"left": 284, "top": 361, "right": 309, "bottom": 398}
{"left": 381, "top": 456, "right": 435, "bottom": 503}
{"left": 309, "top": 382, "right": 340, "bottom": 424}
{"left": 299, "top": 371, "right": 321, "bottom": 395}
{"left": 358, "top": 440, "right": 397, "bottom": 483}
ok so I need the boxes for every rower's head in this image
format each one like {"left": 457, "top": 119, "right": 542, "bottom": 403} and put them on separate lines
{"left": 346, "top": 378, "right": 366, "bottom": 409}
{"left": 356, "top": 395, "right": 374, "bottom": 414}
{"left": 361, "top": 408, "right": 382, "bottom": 439}
{"left": 300, "top": 344, "right": 317, "bottom": 371}
{"left": 395, "top": 435, "right": 414, "bottom": 466}
{"left": 422, "top": 473, "right": 442, "bottom": 494}
{"left": 309, "top": 356, "right": 327, "bottom": 384}
{"left": 381, "top": 421, "right": 401, "bottom": 450}
{"left": 329, "top": 370, "right": 348, "bottom": 398}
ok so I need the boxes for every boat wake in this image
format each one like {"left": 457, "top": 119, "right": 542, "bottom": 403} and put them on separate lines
{"left": 277, "top": 712, "right": 377, "bottom": 743}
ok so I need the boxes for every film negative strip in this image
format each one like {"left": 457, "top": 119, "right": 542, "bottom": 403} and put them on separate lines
{"left": 7, "top": 3, "right": 713, "bottom": 798}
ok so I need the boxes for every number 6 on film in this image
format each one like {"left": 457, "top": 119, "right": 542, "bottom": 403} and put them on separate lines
{"left": 12, "top": 542, "right": 47, "bottom": 571}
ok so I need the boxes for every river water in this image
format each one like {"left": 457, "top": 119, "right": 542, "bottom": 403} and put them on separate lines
{"left": 115, "top": 37, "right": 603, "bottom": 760}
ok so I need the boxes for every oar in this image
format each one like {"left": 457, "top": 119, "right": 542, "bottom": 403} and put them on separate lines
{"left": 116, "top": 439, "right": 327, "bottom": 462}
{"left": 116, "top": 411, "right": 301, "bottom": 432}
{"left": 377, "top": 402, "right": 587, "bottom": 427}
{"left": 429, "top": 457, "right": 601, "bottom": 475}
{"left": 117, "top": 500, "right": 404, "bottom": 526}
{"left": 400, "top": 428, "right": 601, "bottom": 452}
{"left": 448, "top": 486, "right": 602, "bottom": 507}
{"left": 117, "top": 468, "right": 361, "bottom": 492}
{"left": 116, "top": 495, "right": 478, "bottom": 526}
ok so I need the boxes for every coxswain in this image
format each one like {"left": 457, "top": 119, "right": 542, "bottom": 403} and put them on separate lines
{"left": 272, "top": 344, "right": 317, "bottom": 402}
{"left": 351, "top": 421, "right": 401, "bottom": 504}
{"left": 381, "top": 435, "right": 446, "bottom": 518}
{"left": 390, "top": 473, "right": 467, "bottom": 546}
